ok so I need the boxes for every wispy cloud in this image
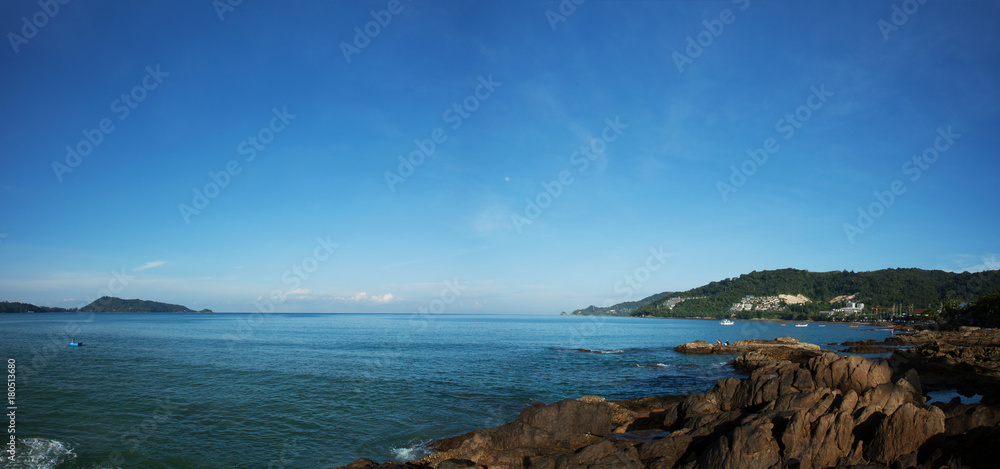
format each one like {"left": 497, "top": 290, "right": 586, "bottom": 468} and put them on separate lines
{"left": 948, "top": 254, "right": 1000, "bottom": 273}
{"left": 134, "top": 261, "right": 167, "bottom": 272}
{"left": 966, "top": 255, "right": 1000, "bottom": 273}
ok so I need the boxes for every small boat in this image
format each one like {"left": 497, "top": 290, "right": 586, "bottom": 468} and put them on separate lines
{"left": 849, "top": 325, "right": 860, "bottom": 328}
{"left": 68, "top": 342, "right": 81, "bottom": 346}
{"left": 719, "top": 319, "right": 735, "bottom": 325}
{"left": 795, "top": 323, "right": 808, "bottom": 328}
{"left": 779, "top": 324, "right": 787, "bottom": 326}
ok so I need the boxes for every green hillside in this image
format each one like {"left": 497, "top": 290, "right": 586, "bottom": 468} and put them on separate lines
{"left": 569, "top": 291, "right": 675, "bottom": 316}
{"left": 0, "top": 297, "right": 212, "bottom": 313}
{"left": 0, "top": 301, "right": 74, "bottom": 313}
{"left": 573, "top": 268, "right": 1000, "bottom": 320}
{"left": 79, "top": 296, "right": 212, "bottom": 313}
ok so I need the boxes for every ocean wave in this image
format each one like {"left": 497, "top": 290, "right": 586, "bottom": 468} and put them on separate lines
{"left": 389, "top": 440, "right": 432, "bottom": 463}
{"left": 556, "top": 348, "right": 625, "bottom": 354}
{"left": 2, "top": 438, "right": 76, "bottom": 469}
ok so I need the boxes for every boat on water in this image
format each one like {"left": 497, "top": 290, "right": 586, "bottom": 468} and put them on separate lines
{"left": 719, "top": 319, "right": 735, "bottom": 325}
{"left": 68, "top": 342, "right": 81, "bottom": 346}
{"left": 795, "top": 323, "right": 808, "bottom": 328}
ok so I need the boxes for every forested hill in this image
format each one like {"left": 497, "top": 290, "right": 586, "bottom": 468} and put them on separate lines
{"left": 79, "top": 296, "right": 211, "bottom": 313}
{"left": 0, "top": 296, "right": 212, "bottom": 313}
{"left": 575, "top": 268, "right": 999, "bottom": 318}
{"left": 569, "top": 291, "right": 675, "bottom": 316}
{"left": 0, "top": 301, "right": 74, "bottom": 313}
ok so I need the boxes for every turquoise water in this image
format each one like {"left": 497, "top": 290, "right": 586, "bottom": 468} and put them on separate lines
{"left": 0, "top": 313, "right": 893, "bottom": 468}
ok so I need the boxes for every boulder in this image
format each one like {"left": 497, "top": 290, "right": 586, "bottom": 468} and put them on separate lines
{"left": 863, "top": 403, "right": 945, "bottom": 465}
{"left": 424, "top": 398, "right": 620, "bottom": 468}
{"left": 695, "top": 415, "right": 782, "bottom": 469}
{"left": 808, "top": 353, "right": 892, "bottom": 395}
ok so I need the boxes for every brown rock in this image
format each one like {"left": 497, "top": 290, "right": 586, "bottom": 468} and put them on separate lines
{"left": 425, "top": 398, "right": 618, "bottom": 467}
{"left": 782, "top": 410, "right": 857, "bottom": 469}
{"left": 863, "top": 402, "right": 945, "bottom": 465}
{"left": 696, "top": 416, "right": 782, "bottom": 469}
{"left": 840, "top": 345, "right": 896, "bottom": 354}
{"left": 937, "top": 402, "right": 1000, "bottom": 436}
{"left": 637, "top": 430, "right": 694, "bottom": 464}
{"left": 674, "top": 337, "right": 821, "bottom": 355}
{"left": 808, "top": 354, "right": 893, "bottom": 395}
{"left": 436, "top": 460, "right": 479, "bottom": 469}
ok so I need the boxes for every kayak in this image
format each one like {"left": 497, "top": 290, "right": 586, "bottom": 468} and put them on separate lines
{"left": 69, "top": 342, "right": 81, "bottom": 346}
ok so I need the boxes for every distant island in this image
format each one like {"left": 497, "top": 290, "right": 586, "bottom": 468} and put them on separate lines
{"left": 0, "top": 296, "right": 212, "bottom": 313}
{"left": 570, "top": 267, "right": 1000, "bottom": 326}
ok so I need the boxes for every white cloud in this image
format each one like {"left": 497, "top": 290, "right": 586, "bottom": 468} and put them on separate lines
{"left": 967, "top": 254, "right": 1000, "bottom": 273}
{"left": 950, "top": 254, "right": 1000, "bottom": 273}
{"left": 134, "top": 261, "right": 167, "bottom": 271}
{"left": 338, "top": 291, "right": 397, "bottom": 304}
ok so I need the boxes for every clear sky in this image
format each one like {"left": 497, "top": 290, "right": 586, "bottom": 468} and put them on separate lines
{"left": 1, "top": 0, "right": 998, "bottom": 313}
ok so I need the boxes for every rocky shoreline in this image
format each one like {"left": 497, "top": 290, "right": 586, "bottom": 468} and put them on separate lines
{"left": 332, "top": 328, "right": 1000, "bottom": 469}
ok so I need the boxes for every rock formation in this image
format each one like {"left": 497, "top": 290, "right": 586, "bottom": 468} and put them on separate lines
{"left": 331, "top": 354, "right": 1000, "bottom": 469}
{"left": 672, "top": 337, "right": 830, "bottom": 373}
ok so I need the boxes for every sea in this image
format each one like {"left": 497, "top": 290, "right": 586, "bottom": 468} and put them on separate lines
{"left": 0, "top": 313, "right": 897, "bottom": 468}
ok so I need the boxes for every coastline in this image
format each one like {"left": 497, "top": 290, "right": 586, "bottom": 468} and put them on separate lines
{"left": 333, "top": 328, "right": 1000, "bottom": 469}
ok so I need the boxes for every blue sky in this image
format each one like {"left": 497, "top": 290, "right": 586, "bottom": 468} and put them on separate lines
{"left": 1, "top": 0, "right": 998, "bottom": 313}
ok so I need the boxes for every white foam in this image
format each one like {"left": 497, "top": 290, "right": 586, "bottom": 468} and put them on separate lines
{"left": 389, "top": 441, "right": 431, "bottom": 462}
{"left": 2, "top": 438, "right": 76, "bottom": 469}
